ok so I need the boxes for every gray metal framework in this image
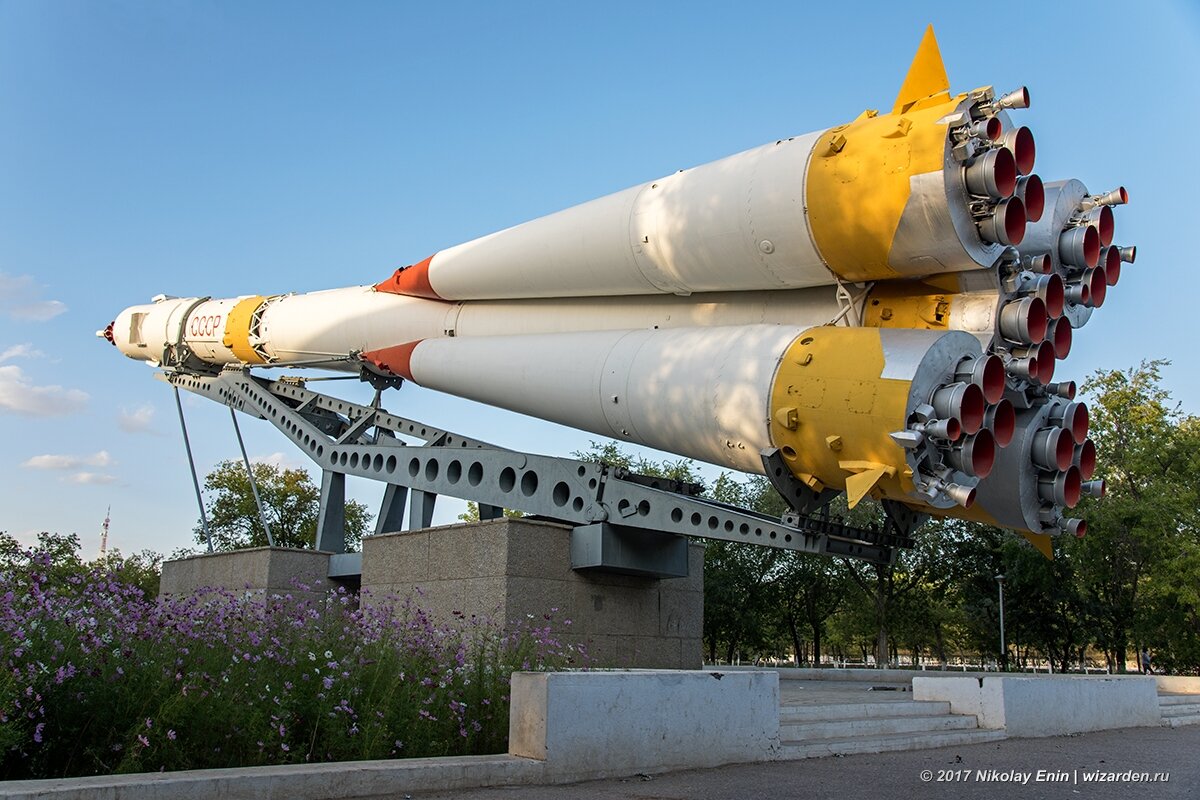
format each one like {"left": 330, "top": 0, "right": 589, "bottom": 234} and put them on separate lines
{"left": 167, "top": 367, "right": 924, "bottom": 577}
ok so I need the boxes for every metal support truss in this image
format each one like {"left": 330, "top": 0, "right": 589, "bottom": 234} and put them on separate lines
{"left": 166, "top": 367, "right": 921, "bottom": 572}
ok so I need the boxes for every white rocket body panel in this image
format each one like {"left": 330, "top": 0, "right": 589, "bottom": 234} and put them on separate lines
{"left": 183, "top": 298, "right": 242, "bottom": 362}
{"left": 404, "top": 326, "right": 802, "bottom": 472}
{"left": 112, "top": 297, "right": 196, "bottom": 364}
{"left": 449, "top": 288, "right": 845, "bottom": 337}
{"left": 255, "top": 287, "right": 454, "bottom": 365}
{"left": 426, "top": 132, "right": 830, "bottom": 300}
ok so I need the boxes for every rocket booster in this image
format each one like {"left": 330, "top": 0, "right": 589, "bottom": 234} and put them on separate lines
{"left": 102, "top": 28, "right": 1133, "bottom": 547}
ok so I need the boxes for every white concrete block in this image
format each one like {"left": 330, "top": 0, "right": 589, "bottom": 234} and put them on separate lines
{"left": 912, "top": 676, "right": 1005, "bottom": 728}
{"left": 509, "top": 669, "right": 780, "bottom": 778}
{"left": 914, "top": 676, "right": 1161, "bottom": 736}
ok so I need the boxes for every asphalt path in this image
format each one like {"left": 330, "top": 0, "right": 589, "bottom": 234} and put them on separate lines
{"left": 414, "top": 725, "right": 1198, "bottom": 800}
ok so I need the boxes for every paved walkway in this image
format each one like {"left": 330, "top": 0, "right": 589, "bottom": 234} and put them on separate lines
{"left": 413, "top": 725, "right": 1199, "bottom": 800}
{"left": 778, "top": 677, "right": 913, "bottom": 705}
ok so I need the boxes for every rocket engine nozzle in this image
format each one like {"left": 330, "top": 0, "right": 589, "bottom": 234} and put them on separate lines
{"left": 943, "top": 482, "right": 977, "bottom": 509}
{"left": 994, "top": 86, "right": 1031, "bottom": 110}
{"left": 1047, "top": 381, "right": 1077, "bottom": 400}
{"left": 999, "top": 126, "right": 1036, "bottom": 175}
{"left": 1032, "top": 426, "right": 1075, "bottom": 471}
{"left": 999, "top": 296, "right": 1048, "bottom": 344}
{"left": 1083, "top": 268, "right": 1107, "bottom": 308}
{"left": 955, "top": 353, "right": 1006, "bottom": 404}
{"left": 1076, "top": 439, "right": 1097, "bottom": 480}
{"left": 947, "top": 429, "right": 997, "bottom": 479}
{"left": 932, "top": 382, "right": 987, "bottom": 435}
{"left": 976, "top": 197, "right": 1027, "bottom": 246}
{"left": 1079, "top": 205, "right": 1115, "bottom": 247}
{"left": 965, "top": 147, "right": 1018, "bottom": 199}
{"left": 965, "top": 116, "right": 1003, "bottom": 141}
{"left": 1099, "top": 246, "right": 1122, "bottom": 286}
{"left": 1050, "top": 401, "right": 1089, "bottom": 444}
{"left": 1088, "top": 186, "right": 1128, "bottom": 207}
{"left": 1016, "top": 174, "right": 1045, "bottom": 222}
{"left": 1039, "top": 465, "right": 1082, "bottom": 507}
{"left": 1059, "top": 224, "right": 1101, "bottom": 269}
{"left": 985, "top": 399, "right": 1016, "bottom": 448}
{"left": 1045, "top": 316, "right": 1072, "bottom": 359}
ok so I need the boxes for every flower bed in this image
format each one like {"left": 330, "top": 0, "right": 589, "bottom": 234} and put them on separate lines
{"left": 0, "top": 549, "right": 581, "bottom": 779}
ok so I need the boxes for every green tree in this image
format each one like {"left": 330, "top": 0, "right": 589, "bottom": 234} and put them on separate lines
{"left": 457, "top": 502, "right": 525, "bottom": 522}
{"left": 571, "top": 440, "right": 704, "bottom": 486}
{"left": 0, "top": 531, "right": 162, "bottom": 597}
{"left": 194, "top": 460, "right": 372, "bottom": 552}
{"left": 0, "top": 531, "right": 82, "bottom": 584}
{"left": 1074, "top": 362, "right": 1200, "bottom": 671}
{"left": 771, "top": 550, "right": 847, "bottom": 666}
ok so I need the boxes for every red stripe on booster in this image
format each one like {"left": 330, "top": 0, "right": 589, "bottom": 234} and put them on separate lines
{"left": 373, "top": 255, "right": 442, "bottom": 299}
{"left": 362, "top": 340, "right": 423, "bottom": 381}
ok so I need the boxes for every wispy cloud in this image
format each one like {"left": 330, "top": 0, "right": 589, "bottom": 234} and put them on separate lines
{"left": 0, "top": 273, "right": 67, "bottom": 322}
{"left": 254, "top": 452, "right": 305, "bottom": 470}
{"left": 22, "top": 451, "right": 114, "bottom": 470}
{"left": 118, "top": 404, "right": 161, "bottom": 434}
{"left": 0, "top": 343, "right": 43, "bottom": 363}
{"left": 0, "top": 365, "right": 88, "bottom": 416}
{"left": 65, "top": 472, "right": 119, "bottom": 486}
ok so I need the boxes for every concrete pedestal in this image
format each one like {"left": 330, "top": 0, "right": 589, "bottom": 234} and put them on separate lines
{"left": 159, "top": 546, "right": 337, "bottom": 604}
{"left": 362, "top": 519, "right": 703, "bottom": 669}
{"left": 160, "top": 519, "right": 703, "bottom": 669}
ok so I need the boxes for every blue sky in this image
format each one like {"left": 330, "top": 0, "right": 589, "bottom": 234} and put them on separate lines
{"left": 1, "top": 1, "right": 1196, "bottom": 557}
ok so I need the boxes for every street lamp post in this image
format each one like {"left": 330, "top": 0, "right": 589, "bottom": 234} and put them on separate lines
{"left": 996, "top": 574, "right": 1006, "bottom": 670}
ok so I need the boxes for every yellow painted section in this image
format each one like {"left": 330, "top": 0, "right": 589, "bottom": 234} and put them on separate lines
{"left": 805, "top": 96, "right": 958, "bottom": 283}
{"left": 769, "top": 327, "right": 916, "bottom": 503}
{"left": 863, "top": 281, "right": 955, "bottom": 330}
{"left": 892, "top": 26, "right": 950, "bottom": 114}
{"left": 804, "top": 27, "right": 966, "bottom": 283}
{"left": 844, "top": 464, "right": 894, "bottom": 509}
{"left": 222, "top": 295, "right": 267, "bottom": 365}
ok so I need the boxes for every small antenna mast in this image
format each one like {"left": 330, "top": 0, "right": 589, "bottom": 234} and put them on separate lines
{"left": 99, "top": 505, "right": 111, "bottom": 557}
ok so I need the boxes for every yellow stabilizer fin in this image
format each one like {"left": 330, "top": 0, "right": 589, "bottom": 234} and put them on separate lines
{"left": 893, "top": 25, "right": 950, "bottom": 114}
{"left": 841, "top": 461, "right": 896, "bottom": 509}
{"left": 1020, "top": 531, "right": 1055, "bottom": 560}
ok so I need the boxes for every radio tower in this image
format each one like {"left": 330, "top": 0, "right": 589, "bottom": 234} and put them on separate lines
{"left": 99, "top": 506, "right": 110, "bottom": 558}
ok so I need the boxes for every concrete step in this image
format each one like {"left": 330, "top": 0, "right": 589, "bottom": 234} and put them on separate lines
{"left": 778, "top": 728, "right": 1006, "bottom": 760}
{"left": 1157, "top": 695, "right": 1200, "bottom": 727}
{"left": 780, "top": 700, "right": 951, "bottom": 723}
{"left": 782, "top": 713, "right": 978, "bottom": 741}
{"left": 1163, "top": 714, "right": 1200, "bottom": 728}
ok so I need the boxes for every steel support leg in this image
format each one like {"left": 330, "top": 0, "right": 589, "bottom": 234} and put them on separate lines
{"left": 317, "top": 470, "right": 347, "bottom": 553}
{"left": 408, "top": 489, "right": 437, "bottom": 530}
{"left": 376, "top": 484, "right": 408, "bottom": 536}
